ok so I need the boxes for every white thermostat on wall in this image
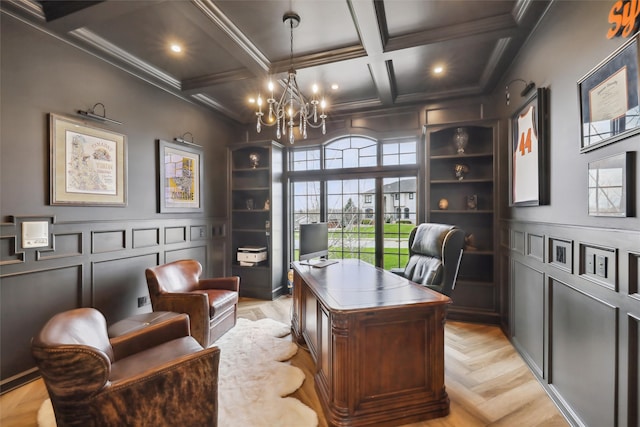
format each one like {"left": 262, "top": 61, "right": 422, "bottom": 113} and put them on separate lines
{"left": 22, "top": 221, "right": 49, "bottom": 248}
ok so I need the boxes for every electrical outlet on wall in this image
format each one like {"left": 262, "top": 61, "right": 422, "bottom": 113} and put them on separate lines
{"left": 579, "top": 243, "right": 616, "bottom": 287}
{"left": 586, "top": 254, "right": 596, "bottom": 274}
{"left": 596, "top": 255, "right": 607, "bottom": 278}
{"left": 137, "top": 296, "right": 150, "bottom": 307}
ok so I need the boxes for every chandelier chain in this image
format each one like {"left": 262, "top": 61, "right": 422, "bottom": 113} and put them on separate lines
{"left": 289, "top": 18, "right": 294, "bottom": 69}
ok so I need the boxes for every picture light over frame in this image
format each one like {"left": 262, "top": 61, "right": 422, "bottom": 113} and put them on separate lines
{"left": 77, "top": 102, "right": 123, "bottom": 125}
{"left": 505, "top": 79, "right": 536, "bottom": 105}
{"left": 174, "top": 132, "right": 201, "bottom": 147}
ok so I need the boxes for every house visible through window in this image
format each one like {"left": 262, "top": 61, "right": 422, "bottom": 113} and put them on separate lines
{"left": 289, "top": 135, "right": 419, "bottom": 269}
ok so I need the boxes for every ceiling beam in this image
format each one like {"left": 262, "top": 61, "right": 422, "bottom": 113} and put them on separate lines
{"left": 180, "top": 44, "right": 366, "bottom": 93}
{"left": 269, "top": 45, "right": 367, "bottom": 74}
{"left": 348, "top": 0, "right": 394, "bottom": 105}
{"left": 384, "top": 13, "right": 518, "bottom": 53}
{"left": 39, "top": 0, "right": 103, "bottom": 22}
{"left": 190, "top": 0, "right": 270, "bottom": 78}
{"left": 181, "top": 69, "right": 254, "bottom": 94}
{"left": 41, "top": 0, "right": 164, "bottom": 33}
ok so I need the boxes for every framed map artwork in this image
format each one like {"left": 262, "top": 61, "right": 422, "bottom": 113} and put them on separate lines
{"left": 158, "top": 139, "right": 203, "bottom": 213}
{"left": 50, "top": 113, "right": 127, "bottom": 206}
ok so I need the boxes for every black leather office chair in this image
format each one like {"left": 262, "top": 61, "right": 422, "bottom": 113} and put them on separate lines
{"left": 392, "top": 223, "right": 465, "bottom": 296}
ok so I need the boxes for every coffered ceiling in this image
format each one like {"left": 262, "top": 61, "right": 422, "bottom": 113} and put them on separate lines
{"left": 2, "top": 0, "right": 552, "bottom": 124}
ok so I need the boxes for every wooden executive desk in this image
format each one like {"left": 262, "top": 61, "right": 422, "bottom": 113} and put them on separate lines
{"left": 291, "top": 259, "right": 451, "bottom": 427}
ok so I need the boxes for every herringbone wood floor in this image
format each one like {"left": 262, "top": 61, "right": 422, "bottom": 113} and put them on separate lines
{"left": 0, "top": 297, "right": 568, "bottom": 427}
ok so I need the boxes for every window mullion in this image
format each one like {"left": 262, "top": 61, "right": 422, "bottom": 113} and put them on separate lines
{"left": 375, "top": 178, "right": 384, "bottom": 267}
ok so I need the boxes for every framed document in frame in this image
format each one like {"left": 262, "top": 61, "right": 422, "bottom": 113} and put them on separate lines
{"left": 578, "top": 34, "right": 640, "bottom": 152}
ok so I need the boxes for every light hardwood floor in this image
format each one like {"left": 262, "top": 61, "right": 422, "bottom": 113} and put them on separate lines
{"left": 0, "top": 297, "right": 568, "bottom": 427}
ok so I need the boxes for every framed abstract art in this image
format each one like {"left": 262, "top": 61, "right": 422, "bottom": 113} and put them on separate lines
{"left": 158, "top": 139, "right": 203, "bottom": 213}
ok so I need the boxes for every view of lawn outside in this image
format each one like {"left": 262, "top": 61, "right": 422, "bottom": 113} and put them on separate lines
{"left": 293, "top": 178, "right": 416, "bottom": 269}
{"left": 290, "top": 136, "right": 419, "bottom": 271}
{"left": 293, "top": 222, "right": 415, "bottom": 270}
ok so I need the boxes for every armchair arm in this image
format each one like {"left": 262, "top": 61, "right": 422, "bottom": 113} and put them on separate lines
{"left": 31, "top": 345, "right": 111, "bottom": 400}
{"left": 153, "top": 292, "right": 210, "bottom": 349}
{"left": 198, "top": 276, "right": 240, "bottom": 292}
{"left": 110, "top": 313, "right": 191, "bottom": 361}
{"left": 94, "top": 346, "right": 220, "bottom": 426}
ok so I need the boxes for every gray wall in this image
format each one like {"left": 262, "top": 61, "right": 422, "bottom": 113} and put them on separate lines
{"left": 0, "top": 13, "right": 241, "bottom": 391}
{"left": 495, "top": 0, "right": 640, "bottom": 228}
{"left": 496, "top": 2, "right": 640, "bottom": 426}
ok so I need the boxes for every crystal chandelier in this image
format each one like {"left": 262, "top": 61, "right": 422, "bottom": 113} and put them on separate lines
{"left": 254, "top": 12, "right": 327, "bottom": 144}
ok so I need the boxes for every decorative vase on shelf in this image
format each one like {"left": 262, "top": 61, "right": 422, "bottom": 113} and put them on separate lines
{"left": 454, "top": 164, "right": 469, "bottom": 180}
{"left": 466, "top": 194, "right": 478, "bottom": 210}
{"left": 453, "top": 127, "right": 469, "bottom": 154}
{"left": 249, "top": 152, "right": 260, "bottom": 168}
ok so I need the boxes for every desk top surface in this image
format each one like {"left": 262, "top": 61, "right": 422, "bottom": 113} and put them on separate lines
{"left": 292, "top": 259, "right": 450, "bottom": 311}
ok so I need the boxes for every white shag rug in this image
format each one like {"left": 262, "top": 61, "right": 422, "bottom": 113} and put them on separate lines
{"left": 38, "top": 317, "right": 318, "bottom": 427}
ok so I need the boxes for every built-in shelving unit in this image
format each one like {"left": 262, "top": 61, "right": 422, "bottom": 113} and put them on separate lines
{"left": 228, "top": 141, "right": 285, "bottom": 300}
{"left": 426, "top": 121, "right": 499, "bottom": 323}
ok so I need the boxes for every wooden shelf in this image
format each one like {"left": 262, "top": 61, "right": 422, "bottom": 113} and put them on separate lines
{"left": 431, "top": 179, "right": 493, "bottom": 184}
{"left": 430, "top": 210, "right": 493, "bottom": 214}
{"left": 231, "top": 187, "right": 270, "bottom": 191}
{"left": 232, "top": 264, "right": 269, "bottom": 269}
{"left": 232, "top": 228, "right": 269, "bottom": 233}
{"left": 431, "top": 152, "right": 493, "bottom": 160}
{"left": 233, "top": 166, "right": 270, "bottom": 172}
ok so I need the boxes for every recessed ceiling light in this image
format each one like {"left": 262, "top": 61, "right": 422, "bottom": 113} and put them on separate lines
{"left": 433, "top": 66, "right": 444, "bottom": 74}
{"left": 170, "top": 43, "right": 182, "bottom": 53}
{"left": 331, "top": 83, "right": 339, "bottom": 90}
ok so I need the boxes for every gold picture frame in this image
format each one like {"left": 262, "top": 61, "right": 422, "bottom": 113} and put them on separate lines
{"left": 50, "top": 113, "right": 127, "bottom": 206}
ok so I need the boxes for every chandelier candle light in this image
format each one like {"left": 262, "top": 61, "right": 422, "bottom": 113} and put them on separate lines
{"left": 254, "top": 12, "right": 327, "bottom": 144}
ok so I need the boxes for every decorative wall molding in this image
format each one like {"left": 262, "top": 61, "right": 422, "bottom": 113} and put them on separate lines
{"left": 0, "top": 216, "right": 228, "bottom": 394}
{"left": 502, "top": 219, "right": 639, "bottom": 427}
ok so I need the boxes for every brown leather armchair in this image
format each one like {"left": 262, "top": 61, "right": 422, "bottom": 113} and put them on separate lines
{"left": 145, "top": 259, "right": 239, "bottom": 348}
{"left": 32, "top": 307, "right": 220, "bottom": 427}
{"left": 391, "top": 223, "right": 465, "bottom": 296}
